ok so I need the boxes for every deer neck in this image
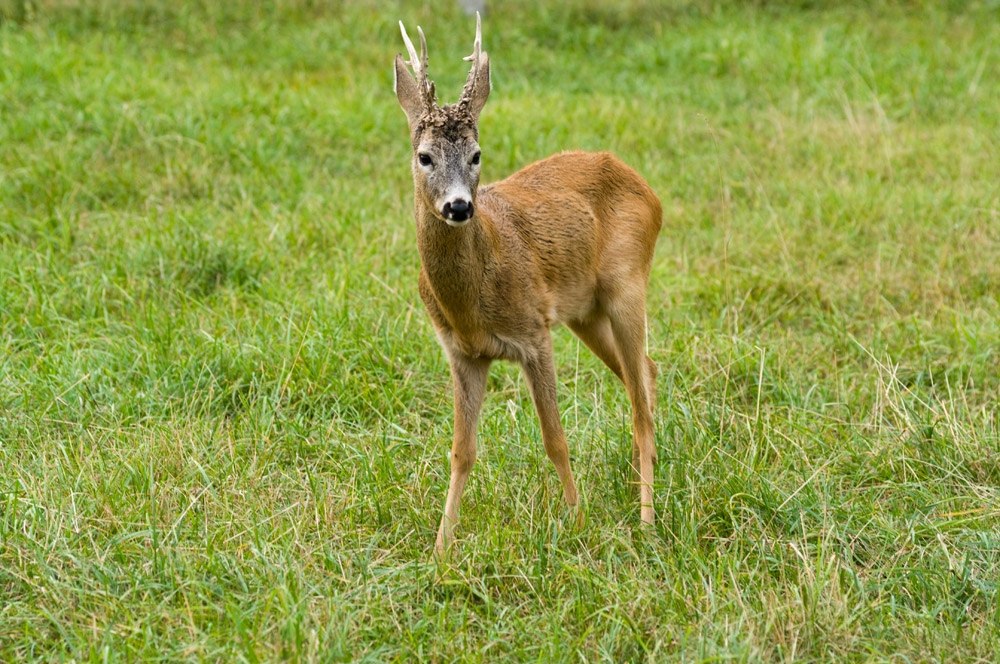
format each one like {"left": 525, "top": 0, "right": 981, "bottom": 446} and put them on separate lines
{"left": 414, "top": 198, "right": 492, "bottom": 324}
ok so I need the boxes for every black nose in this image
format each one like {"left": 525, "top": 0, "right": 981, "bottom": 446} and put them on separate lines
{"left": 443, "top": 199, "right": 473, "bottom": 222}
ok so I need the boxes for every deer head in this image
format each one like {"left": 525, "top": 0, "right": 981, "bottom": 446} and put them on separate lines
{"left": 394, "top": 13, "right": 491, "bottom": 226}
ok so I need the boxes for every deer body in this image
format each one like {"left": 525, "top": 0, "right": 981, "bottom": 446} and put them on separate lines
{"left": 395, "top": 16, "right": 661, "bottom": 554}
{"left": 418, "top": 151, "right": 660, "bottom": 362}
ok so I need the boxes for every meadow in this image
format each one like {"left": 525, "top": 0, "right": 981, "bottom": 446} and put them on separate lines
{"left": 1, "top": 0, "right": 998, "bottom": 660}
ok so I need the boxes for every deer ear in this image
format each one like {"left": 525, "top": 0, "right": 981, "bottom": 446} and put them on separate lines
{"left": 394, "top": 54, "right": 424, "bottom": 126}
{"left": 467, "top": 53, "right": 491, "bottom": 120}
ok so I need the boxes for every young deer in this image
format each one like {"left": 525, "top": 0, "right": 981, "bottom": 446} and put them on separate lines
{"left": 394, "top": 14, "right": 662, "bottom": 554}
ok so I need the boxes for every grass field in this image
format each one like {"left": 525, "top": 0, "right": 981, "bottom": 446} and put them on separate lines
{"left": 1, "top": 0, "right": 998, "bottom": 660}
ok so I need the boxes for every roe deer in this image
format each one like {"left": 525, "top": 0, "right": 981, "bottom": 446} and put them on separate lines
{"left": 394, "top": 14, "right": 662, "bottom": 554}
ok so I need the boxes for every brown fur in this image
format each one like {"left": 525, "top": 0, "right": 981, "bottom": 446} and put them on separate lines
{"left": 395, "top": 18, "right": 662, "bottom": 555}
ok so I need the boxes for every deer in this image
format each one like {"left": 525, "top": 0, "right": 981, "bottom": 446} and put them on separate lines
{"left": 393, "top": 14, "right": 662, "bottom": 555}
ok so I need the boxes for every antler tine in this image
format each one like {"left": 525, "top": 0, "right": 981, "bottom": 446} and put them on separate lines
{"left": 399, "top": 21, "right": 423, "bottom": 78}
{"left": 463, "top": 11, "right": 482, "bottom": 63}
{"left": 417, "top": 26, "right": 429, "bottom": 71}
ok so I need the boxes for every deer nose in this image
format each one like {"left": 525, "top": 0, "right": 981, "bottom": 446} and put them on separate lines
{"left": 443, "top": 199, "right": 473, "bottom": 222}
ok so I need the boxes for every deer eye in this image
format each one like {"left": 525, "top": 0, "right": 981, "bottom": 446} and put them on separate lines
{"left": 418, "top": 153, "right": 433, "bottom": 167}
{"left": 471, "top": 151, "right": 481, "bottom": 166}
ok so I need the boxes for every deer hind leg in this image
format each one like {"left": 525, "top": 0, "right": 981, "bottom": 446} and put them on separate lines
{"left": 570, "top": 314, "right": 657, "bottom": 490}
{"left": 569, "top": 315, "right": 624, "bottom": 381}
{"left": 521, "top": 337, "right": 579, "bottom": 509}
{"left": 606, "top": 290, "right": 657, "bottom": 525}
{"left": 436, "top": 353, "right": 491, "bottom": 556}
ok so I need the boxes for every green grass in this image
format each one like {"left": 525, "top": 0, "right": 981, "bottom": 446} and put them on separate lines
{"left": 1, "top": 0, "right": 998, "bottom": 660}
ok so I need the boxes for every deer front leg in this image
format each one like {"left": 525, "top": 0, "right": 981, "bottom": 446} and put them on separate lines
{"left": 521, "top": 337, "right": 579, "bottom": 509}
{"left": 436, "top": 353, "right": 491, "bottom": 557}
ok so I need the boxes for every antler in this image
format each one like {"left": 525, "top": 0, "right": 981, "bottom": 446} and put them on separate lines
{"left": 399, "top": 21, "right": 436, "bottom": 106}
{"left": 459, "top": 12, "right": 485, "bottom": 108}
{"left": 463, "top": 11, "right": 482, "bottom": 65}
{"left": 458, "top": 12, "right": 489, "bottom": 115}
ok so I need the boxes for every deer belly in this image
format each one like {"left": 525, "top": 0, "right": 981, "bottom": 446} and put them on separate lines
{"left": 436, "top": 325, "right": 535, "bottom": 363}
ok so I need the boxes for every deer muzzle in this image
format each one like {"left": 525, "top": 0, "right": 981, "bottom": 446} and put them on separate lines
{"left": 443, "top": 198, "right": 474, "bottom": 223}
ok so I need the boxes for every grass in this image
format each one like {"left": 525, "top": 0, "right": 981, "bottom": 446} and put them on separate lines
{"left": 1, "top": 0, "right": 998, "bottom": 660}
